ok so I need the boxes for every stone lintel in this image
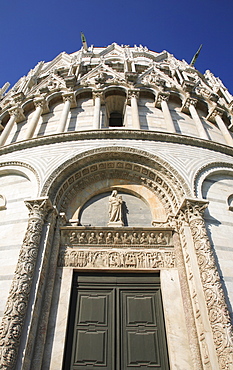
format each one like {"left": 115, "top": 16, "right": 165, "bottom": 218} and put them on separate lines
{"left": 60, "top": 226, "right": 174, "bottom": 248}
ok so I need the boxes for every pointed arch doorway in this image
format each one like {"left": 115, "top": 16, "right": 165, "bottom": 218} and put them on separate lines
{"left": 63, "top": 272, "right": 170, "bottom": 370}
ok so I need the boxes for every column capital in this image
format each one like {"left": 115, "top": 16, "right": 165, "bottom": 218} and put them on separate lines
{"left": 24, "top": 197, "right": 54, "bottom": 220}
{"left": 8, "top": 106, "right": 25, "bottom": 123}
{"left": 177, "top": 197, "right": 209, "bottom": 224}
{"left": 92, "top": 90, "right": 103, "bottom": 104}
{"left": 62, "top": 92, "right": 77, "bottom": 108}
{"left": 206, "top": 106, "right": 225, "bottom": 122}
{"left": 181, "top": 97, "right": 198, "bottom": 113}
{"left": 12, "top": 92, "right": 25, "bottom": 104}
{"left": 33, "top": 97, "right": 49, "bottom": 113}
{"left": 127, "top": 89, "right": 140, "bottom": 104}
{"left": 155, "top": 92, "right": 170, "bottom": 108}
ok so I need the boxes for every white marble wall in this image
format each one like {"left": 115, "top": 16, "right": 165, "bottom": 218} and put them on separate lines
{"left": 0, "top": 172, "right": 34, "bottom": 321}
{"left": 2, "top": 98, "right": 228, "bottom": 145}
{"left": 202, "top": 173, "right": 233, "bottom": 319}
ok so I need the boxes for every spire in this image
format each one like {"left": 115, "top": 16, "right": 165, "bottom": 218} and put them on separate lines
{"left": 190, "top": 44, "right": 202, "bottom": 67}
{"left": 81, "top": 32, "right": 88, "bottom": 51}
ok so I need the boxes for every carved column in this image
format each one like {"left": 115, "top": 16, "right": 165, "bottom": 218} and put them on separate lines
{"left": 0, "top": 197, "right": 53, "bottom": 370}
{"left": 92, "top": 91, "right": 102, "bottom": 130}
{"left": 128, "top": 90, "right": 140, "bottom": 129}
{"left": 24, "top": 98, "right": 47, "bottom": 140}
{"left": 208, "top": 108, "right": 233, "bottom": 146}
{"left": 155, "top": 92, "right": 176, "bottom": 133}
{"left": 56, "top": 92, "right": 76, "bottom": 133}
{"left": 182, "top": 98, "right": 209, "bottom": 140}
{"left": 0, "top": 107, "right": 25, "bottom": 146}
{"left": 30, "top": 213, "right": 65, "bottom": 369}
{"left": 180, "top": 199, "right": 233, "bottom": 370}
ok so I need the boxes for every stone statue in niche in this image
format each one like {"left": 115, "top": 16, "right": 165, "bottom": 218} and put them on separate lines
{"left": 108, "top": 190, "right": 124, "bottom": 226}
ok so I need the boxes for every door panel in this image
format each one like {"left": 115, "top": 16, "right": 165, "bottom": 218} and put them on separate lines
{"left": 64, "top": 273, "right": 169, "bottom": 370}
{"left": 72, "top": 290, "right": 114, "bottom": 369}
{"left": 121, "top": 291, "right": 160, "bottom": 369}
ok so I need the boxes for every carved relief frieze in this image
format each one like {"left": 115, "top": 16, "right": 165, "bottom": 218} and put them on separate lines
{"left": 58, "top": 248, "right": 176, "bottom": 269}
{"left": 61, "top": 227, "right": 173, "bottom": 248}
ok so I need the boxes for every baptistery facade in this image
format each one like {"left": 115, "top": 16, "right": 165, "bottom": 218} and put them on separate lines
{"left": 0, "top": 43, "right": 233, "bottom": 369}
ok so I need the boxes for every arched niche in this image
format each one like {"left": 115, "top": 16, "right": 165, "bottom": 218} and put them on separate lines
{"left": 42, "top": 147, "right": 190, "bottom": 219}
{"left": 68, "top": 183, "right": 166, "bottom": 227}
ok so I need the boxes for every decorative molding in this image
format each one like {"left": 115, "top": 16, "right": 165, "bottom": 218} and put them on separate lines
{"left": 8, "top": 106, "right": 25, "bottom": 123}
{"left": 39, "top": 146, "right": 190, "bottom": 206}
{"left": 127, "top": 89, "right": 140, "bottom": 102}
{"left": 33, "top": 97, "right": 49, "bottom": 114}
{"left": 181, "top": 97, "right": 198, "bottom": 113}
{"left": 0, "top": 161, "right": 40, "bottom": 191}
{"left": 155, "top": 92, "right": 170, "bottom": 108}
{"left": 1, "top": 130, "right": 233, "bottom": 160}
{"left": 62, "top": 92, "right": 77, "bottom": 108}
{"left": 0, "top": 197, "right": 53, "bottom": 370}
{"left": 207, "top": 106, "right": 225, "bottom": 123}
{"left": 193, "top": 161, "right": 233, "bottom": 197}
{"left": 61, "top": 227, "right": 173, "bottom": 248}
{"left": 173, "top": 231, "right": 203, "bottom": 369}
{"left": 58, "top": 248, "right": 176, "bottom": 269}
{"left": 57, "top": 161, "right": 183, "bottom": 215}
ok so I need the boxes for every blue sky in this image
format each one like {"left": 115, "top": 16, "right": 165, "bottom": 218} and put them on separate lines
{"left": 1, "top": 0, "right": 233, "bottom": 94}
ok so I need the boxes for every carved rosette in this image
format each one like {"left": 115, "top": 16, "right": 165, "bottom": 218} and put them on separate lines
{"left": 0, "top": 198, "right": 53, "bottom": 370}
{"left": 184, "top": 200, "right": 233, "bottom": 369}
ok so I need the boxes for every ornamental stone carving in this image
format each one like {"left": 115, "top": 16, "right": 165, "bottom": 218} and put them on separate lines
{"left": 108, "top": 190, "right": 124, "bottom": 226}
{"left": 155, "top": 92, "right": 170, "bottom": 108}
{"left": 182, "top": 199, "right": 233, "bottom": 369}
{"left": 58, "top": 248, "right": 176, "bottom": 269}
{"left": 61, "top": 228, "right": 173, "bottom": 248}
{"left": 62, "top": 92, "right": 77, "bottom": 108}
{"left": 8, "top": 106, "right": 25, "bottom": 123}
{"left": 0, "top": 197, "right": 53, "bottom": 370}
{"left": 181, "top": 97, "right": 198, "bottom": 114}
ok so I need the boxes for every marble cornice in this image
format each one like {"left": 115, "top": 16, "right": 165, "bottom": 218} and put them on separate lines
{"left": 1, "top": 130, "right": 233, "bottom": 158}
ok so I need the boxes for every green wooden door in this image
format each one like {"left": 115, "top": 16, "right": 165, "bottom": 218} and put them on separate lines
{"left": 63, "top": 273, "right": 169, "bottom": 370}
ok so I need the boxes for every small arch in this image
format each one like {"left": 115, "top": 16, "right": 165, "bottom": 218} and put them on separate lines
{"left": 194, "top": 162, "right": 233, "bottom": 197}
{"left": 109, "top": 112, "right": 123, "bottom": 127}
{"left": 104, "top": 88, "right": 127, "bottom": 128}
{"left": 47, "top": 92, "right": 63, "bottom": 109}
{"left": 78, "top": 190, "right": 153, "bottom": 227}
{"left": 0, "top": 194, "right": 6, "bottom": 210}
{"left": 227, "top": 194, "right": 233, "bottom": 211}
